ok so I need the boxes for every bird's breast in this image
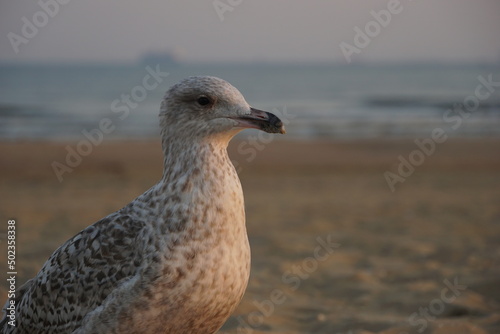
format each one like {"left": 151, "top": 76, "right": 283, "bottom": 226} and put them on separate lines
{"left": 129, "top": 165, "right": 250, "bottom": 333}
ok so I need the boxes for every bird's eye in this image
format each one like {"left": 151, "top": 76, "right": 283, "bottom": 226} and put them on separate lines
{"left": 197, "top": 96, "right": 211, "bottom": 106}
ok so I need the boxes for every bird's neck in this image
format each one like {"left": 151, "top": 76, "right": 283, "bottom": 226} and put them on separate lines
{"left": 145, "top": 135, "right": 245, "bottom": 241}
{"left": 160, "top": 135, "right": 231, "bottom": 184}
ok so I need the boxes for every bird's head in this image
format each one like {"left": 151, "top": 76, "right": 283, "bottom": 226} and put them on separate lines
{"left": 159, "top": 76, "right": 285, "bottom": 142}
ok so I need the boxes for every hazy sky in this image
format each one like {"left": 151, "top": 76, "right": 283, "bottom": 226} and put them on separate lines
{"left": 0, "top": 0, "right": 499, "bottom": 64}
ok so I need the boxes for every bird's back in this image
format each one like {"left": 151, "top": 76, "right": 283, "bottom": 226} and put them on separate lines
{"left": 1, "top": 213, "right": 147, "bottom": 334}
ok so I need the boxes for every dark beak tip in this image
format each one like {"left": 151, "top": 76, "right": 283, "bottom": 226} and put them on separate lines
{"left": 265, "top": 111, "right": 286, "bottom": 134}
{"left": 274, "top": 120, "right": 286, "bottom": 134}
{"left": 246, "top": 107, "right": 286, "bottom": 134}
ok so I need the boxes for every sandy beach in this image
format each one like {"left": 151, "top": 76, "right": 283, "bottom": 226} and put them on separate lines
{"left": 0, "top": 138, "right": 499, "bottom": 333}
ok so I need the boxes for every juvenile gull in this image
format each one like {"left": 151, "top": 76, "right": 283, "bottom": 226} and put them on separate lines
{"left": 1, "top": 76, "right": 285, "bottom": 334}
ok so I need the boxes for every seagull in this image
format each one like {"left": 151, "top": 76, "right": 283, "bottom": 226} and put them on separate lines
{"left": 1, "top": 76, "right": 285, "bottom": 334}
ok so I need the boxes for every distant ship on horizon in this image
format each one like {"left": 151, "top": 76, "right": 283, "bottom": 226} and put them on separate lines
{"left": 140, "top": 49, "right": 185, "bottom": 66}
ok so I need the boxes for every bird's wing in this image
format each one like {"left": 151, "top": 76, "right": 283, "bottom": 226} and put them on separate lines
{"left": 2, "top": 213, "right": 148, "bottom": 334}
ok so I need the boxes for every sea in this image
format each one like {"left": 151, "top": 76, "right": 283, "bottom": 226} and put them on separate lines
{"left": 1, "top": 63, "right": 499, "bottom": 141}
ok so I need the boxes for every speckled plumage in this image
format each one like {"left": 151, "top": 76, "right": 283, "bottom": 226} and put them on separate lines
{"left": 1, "top": 76, "right": 284, "bottom": 334}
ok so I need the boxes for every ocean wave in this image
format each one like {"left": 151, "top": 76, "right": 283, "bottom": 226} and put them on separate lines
{"left": 363, "top": 96, "right": 500, "bottom": 113}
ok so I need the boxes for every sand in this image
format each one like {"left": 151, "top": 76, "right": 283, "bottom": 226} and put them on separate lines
{"left": 0, "top": 138, "right": 499, "bottom": 333}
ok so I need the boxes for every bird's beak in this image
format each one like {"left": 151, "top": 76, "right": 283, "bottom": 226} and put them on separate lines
{"left": 231, "top": 108, "right": 286, "bottom": 134}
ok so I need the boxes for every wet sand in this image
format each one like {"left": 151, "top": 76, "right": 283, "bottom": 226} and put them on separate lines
{"left": 1, "top": 138, "right": 499, "bottom": 333}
